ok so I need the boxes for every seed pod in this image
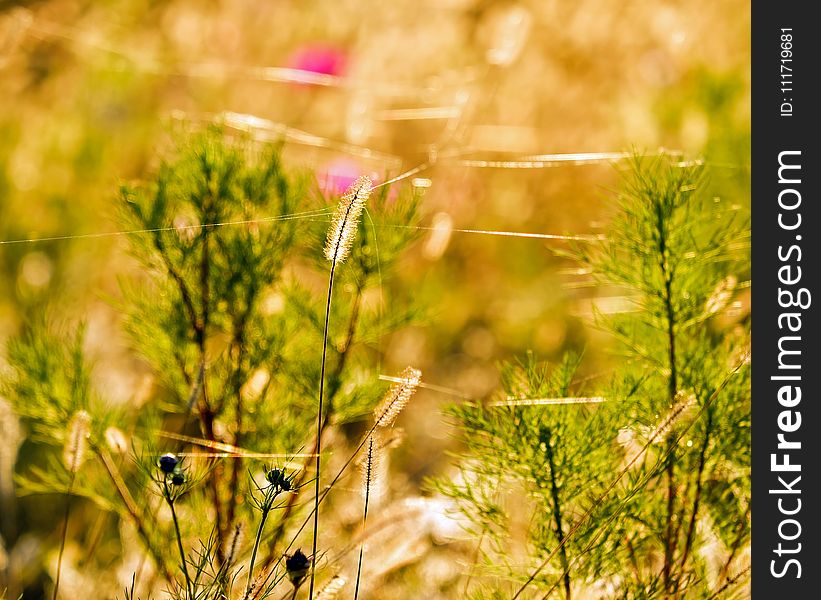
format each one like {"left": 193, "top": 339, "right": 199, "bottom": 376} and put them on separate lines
{"left": 266, "top": 468, "right": 282, "bottom": 486}
{"left": 285, "top": 549, "right": 311, "bottom": 587}
{"left": 158, "top": 453, "right": 179, "bottom": 474}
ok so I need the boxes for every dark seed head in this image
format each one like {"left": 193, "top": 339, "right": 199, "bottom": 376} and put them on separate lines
{"left": 171, "top": 472, "right": 185, "bottom": 486}
{"left": 285, "top": 549, "right": 310, "bottom": 586}
{"left": 280, "top": 478, "right": 291, "bottom": 491}
{"left": 266, "top": 468, "right": 282, "bottom": 485}
{"left": 158, "top": 453, "right": 179, "bottom": 474}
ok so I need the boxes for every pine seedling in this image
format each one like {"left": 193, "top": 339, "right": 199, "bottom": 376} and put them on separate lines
{"left": 118, "top": 126, "right": 312, "bottom": 562}
{"left": 439, "top": 155, "right": 749, "bottom": 599}
{"left": 3, "top": 129, "right": 424, "bottom": 598}
{"left": 435, "top": 353, "right": 617, "bottom": 599}
{"left": 571, "top": 155, "right": 750, "bottom": 597}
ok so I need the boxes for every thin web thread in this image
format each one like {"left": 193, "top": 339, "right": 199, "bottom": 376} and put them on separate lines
{"left": 0, "top": 146, "right": 742, "bottom": 248}
{"left": 0, "top": 205, "right": 747, "bottom": 249}
{"left": 0, "top": 211, "right": 602, "bottom": 246}
{"left": 0, "top": 207, "right": 333, "bottom": 245}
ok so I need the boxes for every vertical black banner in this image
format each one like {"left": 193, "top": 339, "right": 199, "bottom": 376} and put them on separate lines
{"left": 753, "top": 2, "right": 820, "bottom": 596}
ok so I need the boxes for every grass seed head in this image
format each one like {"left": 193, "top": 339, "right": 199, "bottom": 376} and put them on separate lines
{"left": 360, "top": 434, "right": 390, "bottom": 505}
{"left": 374, "top": 366, "right": 421, "bottom": 428}
{"left": 646, "top": 392, "right": 697, "bottom": 445}
{"left": 324, "top": 175, "right": 372, "bottom": 265}
{"left": 104, "top": 426, "right": 128, "bottom": 454}
{"left": 63, "top": 410, "right": 91, "bottom": 474}
{"left": 316, "top": 575, "right": 346, "bottom": 599}
{"left": 705, "top": 275, "right": 737, "bottom": 316}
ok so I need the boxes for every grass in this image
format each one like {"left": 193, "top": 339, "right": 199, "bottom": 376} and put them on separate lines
{"left": 1, "top": 3, "right": 750, "bottom": 595}
{"left": 0, "top": 147, "right": 750, "bottom": 600}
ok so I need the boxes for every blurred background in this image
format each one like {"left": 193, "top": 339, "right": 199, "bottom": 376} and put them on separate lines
{"left": 0, "top": 0, "right": 749, "bottom": 596}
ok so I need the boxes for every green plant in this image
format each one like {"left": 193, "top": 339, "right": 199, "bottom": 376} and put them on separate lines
{"left": 311, "top": 174, "right": 372, "bottom": 597}
{"left": 3, "top": 128, "right": 423, "bottom": 598}
{"left": 437, "top": 155, "right": 750, "bottom": 598}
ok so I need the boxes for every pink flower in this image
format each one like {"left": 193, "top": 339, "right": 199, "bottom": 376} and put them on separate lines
{"left": 319, "top": 158, "right": 397, "bottom": 201}
{"left": 287, "top": 43, "right": 347, "bottom": 77}
{"left": 319, "top": 158, "right": 366, "bottom": 196}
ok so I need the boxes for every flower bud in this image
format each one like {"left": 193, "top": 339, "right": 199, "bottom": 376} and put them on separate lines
{"left": 158, "top": 453, "right": 179, "bottom": 474}
{"left": 285, "top": 549, "right": 311, "bottom": 586}
{"left": 266, "top": 468, "right": 282, "bottom": 486}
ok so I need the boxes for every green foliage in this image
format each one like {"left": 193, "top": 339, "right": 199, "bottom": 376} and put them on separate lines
{"left": 4, "top": 324, "right": 94, "bottom": 445}
{"left": 438, "top": 155, "right": 750, "bottom": 598}
{"left": 435, "top": 353, "right": 620, "bottom": 596}
{"left": 2, "top": 128, "right": 422, "bottom": 598}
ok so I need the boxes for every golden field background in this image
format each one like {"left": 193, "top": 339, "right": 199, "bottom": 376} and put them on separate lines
{"left": 0, "top": 0, "right": 749, "bottom": 597}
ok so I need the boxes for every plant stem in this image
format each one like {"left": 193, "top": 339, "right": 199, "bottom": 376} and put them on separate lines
{"left": 677, "top": 409, "right": 713, "bottom": 581}
{"left": 151, "top": 232, "right": 201, "bottom": 338}
{"left": 625, "top": 537, "right": 641, "bottom": 583}
{"left": 716, "top": 503, "right": 750, "bottom": 587}
{"left": 326, "top": 283, "right": 364, "bottom": 402}
{"left": 545, "top": 431, "right": 572, "bottom": 600}
{"left": 199, "top": 405, "right": 226, "bottom": 564}
{"left": 52, "top": 471, "right": 77, "bottom": 600}
{"left": 658, "top": 214, "right": 679, "bottom": 594}
{"left": 96, "top": 447, "right": 173, "bottom": 581}
{"left": 247, "top": 508, "right": 270, "bottom": 596}
{"left": 663, "top": 454, "right": 677, "bottom": 593}
{"left": 310, "top": 262, "right": 336, "bottom": 599}
{"left": 353, "top": 437, "right": 374, "bottom": 600}
{"left": 199, "top": 219, "right": 230, "bottom": 564}
{"left": 227, "top": 322, "right": 248, "bottom": 544}
{"left": 265, "top": 284, "right": 364, "bottom": 562}
{"left": 705, "top": 565, "right": 751, "bottom": 600}
{"left": 166, "top": 484, "right": 193, "bottom": 600}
